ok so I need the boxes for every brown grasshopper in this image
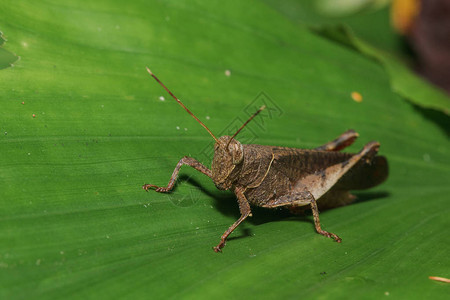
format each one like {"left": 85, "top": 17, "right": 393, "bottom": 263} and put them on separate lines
{"left": 143, "top": 67, "right": 388, "bottom": 252}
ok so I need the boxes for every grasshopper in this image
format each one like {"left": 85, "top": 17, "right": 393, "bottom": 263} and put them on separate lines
{"left": 143, "top": 67, "right": 388, "bottom": 252}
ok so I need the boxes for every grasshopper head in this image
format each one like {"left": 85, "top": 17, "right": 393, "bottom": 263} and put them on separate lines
{"left": 211, "top": 136, "right": 244, "bottom": 190}
{"left": 145, "top": 69, "right": 265, "bottom": 191}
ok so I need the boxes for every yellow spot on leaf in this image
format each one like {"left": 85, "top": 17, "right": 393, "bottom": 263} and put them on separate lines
{"left": 429, "top": 276, "right": 450, "bottom": 283}
{"left": 351, "top": 91, "right": 363, "bottom": 103}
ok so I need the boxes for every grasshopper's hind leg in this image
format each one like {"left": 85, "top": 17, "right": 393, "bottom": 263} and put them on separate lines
{"left": 261, "top": 191, "right": 342, "bottom": 243}
{"left": 315, "top": 130, "right": 359, "bottom": 152}
{"left": 143, "top": 156, "right": 212, "bottom": 192}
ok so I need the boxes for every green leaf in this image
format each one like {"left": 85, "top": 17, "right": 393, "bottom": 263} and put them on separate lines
{"left": 0, "top": 31, "right": 18, "bottom": 69}
{"left": 312, "top": 24, "right": 450, "bottom": 114}
{"left": 0, "top": 1, "right": 449, "bottom": 299}
{"left": 263, "top": 0, "right": 400, "bottom": 54}
{"left": 263, "top": 0, "right": 450, "bottom": 114}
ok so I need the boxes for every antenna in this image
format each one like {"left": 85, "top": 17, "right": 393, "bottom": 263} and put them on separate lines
{"left": 227, "top": 105, "right": 266, "bottom": 147}
{"left": 146, "top": 67, "right": 219, "bottom": 143}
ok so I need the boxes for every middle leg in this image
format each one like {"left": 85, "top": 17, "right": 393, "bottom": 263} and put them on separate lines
{"left": 213, "top": 186, "right": 252, "bottom": 252}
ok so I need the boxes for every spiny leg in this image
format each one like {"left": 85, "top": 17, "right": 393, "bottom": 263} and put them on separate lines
{"left": 315, "top": 130, "right": 359, "bottom": 152}
{"left": 214, "top": 186, "right": 252, "bottom": 252}
{"left": 262, "top": 191, "right": 341, "bottom": 243}
{"left": 143, "top": 156, "right": 212, "bottom": 193}
{"left": 308, "top": 193, "right": 342, "bottom": 242}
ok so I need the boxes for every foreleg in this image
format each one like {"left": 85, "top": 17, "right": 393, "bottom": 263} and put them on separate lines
{"left": 143, "top": 156, "right": 212, "bottom": 193}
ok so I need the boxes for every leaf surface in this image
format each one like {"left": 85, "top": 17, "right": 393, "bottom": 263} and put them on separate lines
{"left": 0, "top": 1, "right": 449, "bottom": 299}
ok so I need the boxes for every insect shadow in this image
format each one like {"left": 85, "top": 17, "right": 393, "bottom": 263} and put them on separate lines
{"left": 178, "top": 174, "right": 389, "bottom": 240}
{"left": 352, "top": 191, "right": 390, "bottom": 204}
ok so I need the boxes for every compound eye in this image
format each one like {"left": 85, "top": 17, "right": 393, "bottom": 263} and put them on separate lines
{"left": 230, "top": 142, "right": 244, "bottom": 165}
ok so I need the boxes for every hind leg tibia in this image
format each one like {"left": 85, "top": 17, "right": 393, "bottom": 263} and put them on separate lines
{"left": 315, "top": 130, "right": 359, "bottom": 152}
{"left": 262, "top": 191, "right": 341, "bottom": 243}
